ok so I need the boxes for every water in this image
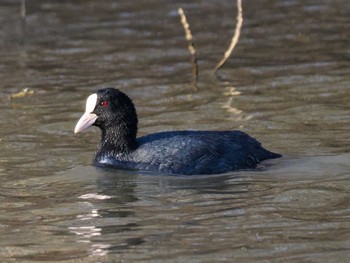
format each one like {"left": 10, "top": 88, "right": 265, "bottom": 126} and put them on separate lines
{"left": 1, "top": 0, "right": 350, "bottom": 262}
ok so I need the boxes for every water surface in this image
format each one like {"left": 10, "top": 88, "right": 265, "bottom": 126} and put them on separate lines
{"left": 0, "top": 0, "right": 349, "bottom": 262}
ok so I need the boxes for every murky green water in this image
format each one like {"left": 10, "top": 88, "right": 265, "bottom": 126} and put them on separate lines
{"left": 1, "top": 0, "right": 350, "bottom": 262}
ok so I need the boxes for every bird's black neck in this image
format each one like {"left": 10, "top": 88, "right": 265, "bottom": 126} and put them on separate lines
{"left": 95, "top": 126, "right": 137, "bottom": 160}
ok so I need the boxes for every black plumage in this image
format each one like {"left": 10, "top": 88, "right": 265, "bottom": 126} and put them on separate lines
{"left": 74, "top": 88, "right": 281, "bottom": 175}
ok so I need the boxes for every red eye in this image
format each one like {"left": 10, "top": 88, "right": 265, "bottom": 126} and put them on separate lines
{"left": 101, "top": 101, "right": 108, "bottom": 107}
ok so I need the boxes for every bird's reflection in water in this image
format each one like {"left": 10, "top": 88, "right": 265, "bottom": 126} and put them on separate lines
{"left": 68, "top": 169, "right": 144, "bottom": 256}
{"left": 68, "top": 167, "right": 251, "bottom": 257}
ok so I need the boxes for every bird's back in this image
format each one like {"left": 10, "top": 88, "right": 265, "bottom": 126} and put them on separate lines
{"left": 122, "top": 130, "right": 281, "bottom": 175}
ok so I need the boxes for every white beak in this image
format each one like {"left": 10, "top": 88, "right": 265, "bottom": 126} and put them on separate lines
{"left": 74, "top": 93, "right": 98, "bottom": 133}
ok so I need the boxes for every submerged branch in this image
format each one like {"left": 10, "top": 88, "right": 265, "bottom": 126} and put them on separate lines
{"left": 178, "top": 7, "right": 198, "bottom": 82}
{"left": 214, "top": 0, "right": 243, "bottom": 73}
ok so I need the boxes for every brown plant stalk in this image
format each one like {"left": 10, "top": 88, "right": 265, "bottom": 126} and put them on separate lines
{"left": 214, "top": 0, "right": 243, "bottom": 72}
{"left": 178, "top": 7, "right": 198, "bottom": 82}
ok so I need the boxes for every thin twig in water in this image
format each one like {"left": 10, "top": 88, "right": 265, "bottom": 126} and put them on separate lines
{"left": 178, "top": 7, "right": 198, "bottom": 82}
{"left": 214, "top": 0, "right": 243, "bottom": 73}
{"left": 20, "top": 0, "right": 26, "bottom": 20}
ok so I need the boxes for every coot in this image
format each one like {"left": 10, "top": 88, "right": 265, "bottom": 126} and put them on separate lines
{"left": 74, "top": 88, "right": 281, "bottom": 175}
